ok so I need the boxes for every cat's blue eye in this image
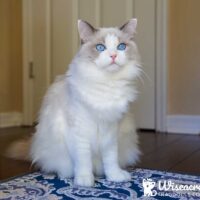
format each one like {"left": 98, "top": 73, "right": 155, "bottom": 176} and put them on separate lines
{"left": 96, "top": 44, "right": 106, "bottom": 52}
{"left": 117, "top": 43, "right": 126, "bottom": 51}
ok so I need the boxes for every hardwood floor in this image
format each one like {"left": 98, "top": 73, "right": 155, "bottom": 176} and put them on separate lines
{"left": 136, "top": 130, "right": 200, "bottom": 175}
{"left": 0, "top": 127, "right": 200, "bottom": 181}
{"left": 0, "top": 126, "right": 34, "bottom": 180}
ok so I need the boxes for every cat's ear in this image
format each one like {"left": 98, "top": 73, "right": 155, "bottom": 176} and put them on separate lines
{"left": 78, "top": 20, "right": 96, "bottom": 44}
{"left": 120, "top": 18, "right": 137, "bottom": 38}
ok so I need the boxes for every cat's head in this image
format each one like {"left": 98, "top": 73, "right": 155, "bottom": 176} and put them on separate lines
{"left": 77, "top": 19, "right": 139, "bottom": 73}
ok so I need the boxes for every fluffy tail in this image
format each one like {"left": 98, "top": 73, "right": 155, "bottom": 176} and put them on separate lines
{"left": 5, "top": 137, "right": 31, "bottom": 161}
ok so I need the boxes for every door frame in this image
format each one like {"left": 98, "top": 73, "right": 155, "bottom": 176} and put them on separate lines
{"left": 22, "top": 0, "right": 168, "bottom": 132}
{"left": 155, "top": 0, "right": 168, "bottom": 132}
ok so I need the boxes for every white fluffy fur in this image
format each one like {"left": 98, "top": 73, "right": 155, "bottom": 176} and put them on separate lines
{"left": 30, "top": 19, "right": 141, "bottom": 187}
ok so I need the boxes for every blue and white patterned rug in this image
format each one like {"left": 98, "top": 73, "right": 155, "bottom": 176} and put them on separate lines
{"left": 0, "top": 168, "right": 200, "bottom": 199}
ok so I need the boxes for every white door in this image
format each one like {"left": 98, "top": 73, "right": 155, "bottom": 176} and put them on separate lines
{"left": 23, "top": 0, "right": 51, "bottom": 124}
{"left": 50, "top": 0, "right": 156, "bottom": 130}
{"left": 134, "top": 0, "right": 156, "bottom": 129}
{"left": 24, "top": 0, "right": 156, "bottom": 129}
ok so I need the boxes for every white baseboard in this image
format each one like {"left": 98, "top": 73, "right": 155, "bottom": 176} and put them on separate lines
{"left": 167, "top": 115, "right": 200, "bottom": 134}
{"left": 0, "top": 112, "right": 22, "bottom": 128}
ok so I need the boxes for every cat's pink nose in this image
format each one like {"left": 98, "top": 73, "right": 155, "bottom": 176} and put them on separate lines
{"left": 110, "top": 54, "right": 117, "bottom": 60}
{"left": 110, "top": 54, "right": 117, "bottom": 64}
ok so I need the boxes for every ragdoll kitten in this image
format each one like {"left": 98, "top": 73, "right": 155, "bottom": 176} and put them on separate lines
{"left": 30, "top": 19, "right": 141, "bottom": 187}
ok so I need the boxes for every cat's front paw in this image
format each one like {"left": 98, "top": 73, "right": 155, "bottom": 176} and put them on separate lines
{"left": 106, "top": 169, "right": 131, "bottom": 182}
{"left": 74, "top": 174, "right": 94, "bottom": 187}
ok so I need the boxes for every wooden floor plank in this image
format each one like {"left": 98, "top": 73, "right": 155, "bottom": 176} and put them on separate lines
{"left": 137, "top": 135, "right": 200, "bottom": 173}
{"left": 170, "top": 149, "right": 200, "bottom": 175}
{"left": 0, "top": 157, "right": 32, "bottom": 180}
{"left": 0, "top": 127, "right": 34, "bottom": 180}
{"left": 138, "top": 132, "right": 182, "bottom": 154}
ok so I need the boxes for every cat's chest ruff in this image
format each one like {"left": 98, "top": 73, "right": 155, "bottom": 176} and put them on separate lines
{"left": 79, "top": 79, "right": 136, "bottom": 113}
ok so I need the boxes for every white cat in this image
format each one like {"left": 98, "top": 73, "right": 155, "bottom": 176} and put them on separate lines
{"left": 12, "top": 19, "right": 141, "bottom": 187}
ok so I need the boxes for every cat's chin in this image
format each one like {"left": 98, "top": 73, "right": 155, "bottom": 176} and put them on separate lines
{"left": 105, "top": 64, "right": 121, "bottom": 72}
